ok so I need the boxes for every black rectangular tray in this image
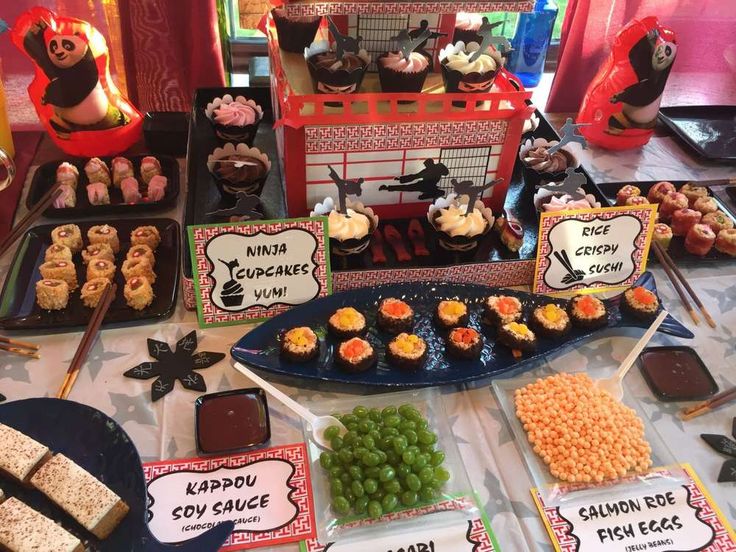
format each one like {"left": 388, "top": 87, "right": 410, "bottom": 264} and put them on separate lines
{"left": 658, "top": 106, "right": 736, "bottom": 162}
{"left": 26, "top": 155, "right": 180, "bottom": 218}
{"left": 0, "top": 218, "right": 180, "bottom": 332}
{"left": 594, "top": 180, "right": 736, "bottom": 264}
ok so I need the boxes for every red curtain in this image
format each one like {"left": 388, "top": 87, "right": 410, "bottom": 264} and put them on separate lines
{"left": 117, "top": 0, "right": 226, "bottom": 112}
{"left": 547, "top": 0, "right": 736, "bottom": 113}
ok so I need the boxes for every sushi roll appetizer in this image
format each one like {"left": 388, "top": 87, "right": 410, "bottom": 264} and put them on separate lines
{"left": 679, "top": 183, "right": 708, "bottom": 207}
{"left": 111, "top": 157, "right": 134, "bottom": 187}
{"left": 131, "top": 226, "right": 161, "bottom": 250}
{"left": 147, "top": 175, "right": 168, "bottom": 202}
{"left": 124, "top": 276, "right": 154, "bottom": 310}
{"left": 280, "top": 327, "right": 320, "bottom": 363}
{"left": 376, "top": 298, "right": 414, "bottom": 334}
{"left": 88, "top": 225, "right": 120, "bottom": 253}
{"left": 328, "top": 307, "right": 367, "bottom": 339}
{"left": 127, "top": 244, "right": 155, "bottom": 267}
{"left": 35, "top": 279, "right": 69, "bottom": 310}
{"left": 702, "top": 211, "right": 734, "bottom": 235}
{"left": 652, "top": 223, "right": 673, "bottom": 250}
{"left": 80, "top": 278, "right": 110, "bottom": 308}
{"left": 386, "top": 333, "right": 427, "bottom": 371}
{"left": 670, "top": 208, "right": 701, "bottom": 237}
{"left": 84, "top": 157, "right": 111, "bottom": 187}
{"left": 53, "top": 184, "right": 76, "bottom": 209}
{"left": 621, "top": 287, "right": 659, "bottom": 321}
{"left": 446, "top": 327, "right": 483, "bottom": 360}
{"left": 55, "top": 162, "right": 79, "bottom": 188}
{"left": 625, "top": 196, "right": 649, "bottom": 206}
{"left": 497, "top": 322, "right": 536, "bottom": 353}
{"left": 51, "top": 224, "right": 83, "bottom": 253}
{"left": 335, "top": 337, "right": 376, "bottom": 373}
{"left": 693, "top": 196, "right": 718, "bottom": 215}
{"left": 81, "top": 243, "right": 115, "bottom": 265}
{"left": 87, "top": 182, "right": 111, "bottom": 206}
{"left": 44, "top": 244, "right": 72, "bottom": 263}
{"left": 530, "top": 304, "right": 571, "bottom": 339}
{"left": 568, "top": 295, "right": 608, "bottom": 329}
{"left": 39, "top": 260, "right": 78, "bottom": 291}
{"left": 616, "top": 185, "right": 641, "bottom": 206}
{"left": 684, "top": 223, "right": 716, "bottom": 256}
{"left": 120, "top": 177, "right": 141, "bottom": 204}
{"left": 140, "top": 156, "right": 162, "bottom": 185}
{"left": 658, "top": 192, "right": 688, "bottom": 221}
{"left": 646, "top": 181, "right": 676, "bottom": 204}
{"left": 435, "top": 300, "right": 469, "bottom": 330}
{"left": 483, "top": 295, "right": 523, "bottom": 326}
{"left": 87, "top": 259, "right": 116, "bottom": 282}
{"left": 716, "top": 229, "right": 736, "bottom": 257}
{"left": 122, "top": 258, "right": 156, "bottom": 284}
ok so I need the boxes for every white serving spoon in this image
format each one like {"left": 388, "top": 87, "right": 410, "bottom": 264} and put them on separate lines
{"left": 596, "top": 309, "right": 669, "bottom": 401}
{"left": 233, "top": 362, "right": 346, "bottom": 450}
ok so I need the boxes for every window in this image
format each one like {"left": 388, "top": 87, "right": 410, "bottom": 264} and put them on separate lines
{"left": 226, "top": 0, "right": 269, "bottom": 40}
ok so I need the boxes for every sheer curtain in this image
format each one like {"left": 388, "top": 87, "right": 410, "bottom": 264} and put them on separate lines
{"left": 546, "top": 0, "right": 736, "bottom": 113}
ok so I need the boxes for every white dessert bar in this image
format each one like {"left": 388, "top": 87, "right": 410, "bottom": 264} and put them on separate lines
{"left": 0, "top": 423, "right": 50, "bottom": 483}
{"left": 0, "top": 496, "right": 83, "bottom": 552}
{"left": 30, "top": 453, "right": 129, "bottom": 539}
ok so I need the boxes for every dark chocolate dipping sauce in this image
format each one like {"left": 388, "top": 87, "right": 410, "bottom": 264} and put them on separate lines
{"left": 639, "top": 347, "right": 718, "bottom": 401}
{"left": 197, "top": 391, "right": 270, "bottom": 453}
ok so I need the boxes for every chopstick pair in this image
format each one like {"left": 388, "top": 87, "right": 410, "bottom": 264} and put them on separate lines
{"left": 0, "top": 183, "right": 63, "bottom": 259}
{"left": 651, "top": 242, "right": 716, "bottom": 328}
{"left": 0, "top": 336, "right": 40, "bottom": 360}
{"left": 680, "top": 386, "right": 736, "bottom": 421}
{"left": 57, "top": 282, "right": 117, "bottom": 400}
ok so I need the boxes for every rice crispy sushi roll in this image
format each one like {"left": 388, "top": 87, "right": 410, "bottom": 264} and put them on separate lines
{"left": 87, "top": 259, "right": 116, "bottom": 282}
{"left": 140, "top": 156, "right": 162, "bottom": 185}
{"left": 280, "top": 327, "right": 320, "bottom": 363}
{"left": 616, "top": 185, "right": 640, "bottom": 206}
{"left": 568, "top": 295, "right": 608, "bottom": 329}
{"left": 716, "top": 229, "right": 736, "bottom": 257}
{"left": 446, "top": 327, "right": 483, "bottom": 360}
{"left": 646, "top": 181, "right": 676, "bottom": 204}
{"left": 702, "top": 211, "right": 734, "bottom": 235}
{"left": 121, "top": 257, "right": 156, "bottom": 284}
{"left": 87, "top": 224, "right": 120, "bottom": 254}
{"left": 36, "top": 279, "right": 69, "bottom": 310}
{"left": 530, "top": 304, "right": 571, "bottom": 339}
{"left": 80, "top": 278, "right": 111, "bottom": 308}
{"left": 483, "top": 295, "right": 523, "bottom": 326}
{"left": 126, "top": 244, "right": 155, "bottom": 267}
{"left": 328, "top": 307, "right": 367, "bottom": 339}
{"left": 679, "top": 183, "right": 709, "bottom": 207}
{"left": 625, "top": 196, "right": 649, "bottom": 207}
{"left": 81, "top": 243, "right": 115, "bottom": 265}
{"left": 376, "top": 298, "right": 414, "bottom": 334}
{"left": 86, "top": 182, "right": 110, "bottom": 206}
{"left": 621, "top": 287, "right": 659, "bottom": 321}
{"left": 435, "top": 300, "right": 469, "bottom": 330}
{"left": 497, "top": 322, "right": 537, "bottom": 353}
{"left": 693, "top": 196, "right": 718, "bottom": 215}
{"left": 44, "top": 244, "right": 72, "bottom": 263}
{"left": 335, "top": 337, "right": 376, "bottom": 373}
{"left": 146, "top": 175, "right": 168, "bottom": 202}
{"left": 53, "top": 184, "right": 77, "bottom": 209}
{"left": 130, "top": 226, "right": 161, "bottom": 250}
{"left": 124, "top": 276, "right": 154, "bottom": 310}
{"left": 684, "top": 223, "right": 716, "bottom": 256}
{"left": 39, "top": 260, "right": 78, "bottom": 291}
{"left": 55, "top": 161, "right": 79, "bottom": 189}
{"left": 658, "top": 192, "right": 688, "bottom": 221}
{"left": 51, "top": 224, "right": 83, "bottom": 253}
{"left": 111, "top": 156, "right": 134, "bottom": 187}
{"left": 652, "top": 223, "right": 673, "bottom": 250}
{"left": 120, "top": 177, "right": 141, "bottom": 204}
{"left": 84, "top": 157, "right": 111, "bottom": 187}
{"left": 386, "top": 333, "right": 427, "bottom": 371}
{"left": 670, "top": 208, "right": 701, "bottom": 237}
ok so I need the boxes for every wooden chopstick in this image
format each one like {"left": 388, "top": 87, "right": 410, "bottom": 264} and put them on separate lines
{"left": 57, "top": 282, "right": 117, "bottom": 400}
{"left": 0, "top": 183, "right": 63, "bottom": 258}
{"left": 0, "top": 336, "right": 40, "bottom": 351}
{"left": 651, "top": 242, "right": 699, "bottom": 326}
{"left": 680, "top": 386, "right": 736, "bottom": 421}
{"left": 0, "top": 343, "right": 40, "bottom": 360}
{"left": 653, "top": 242, "right": 716, "bottom": 328}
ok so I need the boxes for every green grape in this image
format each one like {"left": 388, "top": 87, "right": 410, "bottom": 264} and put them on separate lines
{"left": 343, "top": 487, "right": 355, "bottom": 503}
{"left": 340, "top": 472, "right": 351, "bottom": 484}
{"left": 383, "top": 479, "right": 401, "bottom": 494}
{"left": 355, "top": 496, "right": 369, "bottom": 514}
{"left": 392, "top": 436, "right": 408, "bottom": 454}
{"left": 404, "top": 429, "right": 418, "bottom": 445}
{"left": 413, "top": 455, "right": 428, "bottom": 471}
{"left": 401, "top": 450, "right": 416, "bottom": 465}
{"left": 384, "top": 414, "right": 401, "bottom": 428}
{"left": 353, "top": 446, "right": 368, "bottom": 459}
{"left": 435, "top": 467, "right": 451, "bottom": 482}
{"left": 367, "top": 500, "right": 383, "bottom": 519}
{"left": 399, "top": 420, "right": 416, "bottom": 432}
{"left": 346, "top": 423, "right": 358, "bottom": 432}
{"left": 333, "top": 496, "right": 350, "bottom": 515}
{"left": 379, "top": 436, "right": 394, "bottom": 451}
{"left": 418, "top": 443, "right": 434, "bottom": 454}
{"left": 418, "top": 467, "right": 434, "bottom": 485}
{"left": 381, "top": 406, "right": 398, "bottom": 417}
{"left": 405, "top": 473, "right": 421, "bottom": 491}
{"left": 361, "top": 435, "right": 376, "bottom": 449}
{"left": 430, "top": 450, "right": 446, "bottom": 467}
{"left": 379, "top": 466, "right": 395, "bottom": 482}
{"left": 343, "top": 430, "right": 360, "bottom": 446}
{"left": 397, "top": 463, "right": 412, "bottom": 479}
{"left": 351, "top": 480, "right": 365, "bottom": 497}
{"left": 416, "top": 419, "right": 429, "bottom": 430}
{"left": 319, "top": 452, "right": 334, "bottom": 470}
{"left": 357, "top": 420, "right": 372, "bottom": 434}
{"left": 343, "top": 414, "right": 358, "bottom": 425}
{"left": 406, "top": 445, "right": 421, "bottom": 456}
{"left": 369, "top": 430, "right": 382, "bottom": 443}
{"left": 338, "top": 448, "right": 354, "bottom": 464}
{"left": 324, "top": 425, "right": 341, "bottom": 441}
{"left": 398, "top": 404, "right": 414, "bottom": 418}
{"left": 330, "top": 436, "right": 344, "bottom": 451}
{"left": 363, "top": 478, "right": 378, "bottom": 494}
{"left": 385, "top": 451, "right": 399, "bottom": 465}
{"left": 328, "top": 466, "right": 343, "bottom": 478}
{"left": 353, "top": 405, "right": 369, "bottom": 418}
{"left": 370, "top": 488, "right": 386, "bottom": 500}
{"left": 362, "top": 452, "right": 380, "bottom": 467}
{"left": 369, "top": 408, "right": 382, "bottom": 421}
{"left": 375, "top": 450, "right": 387, "bottom": 464}
{"left": 381, "top": 427, "right": 399, "bottom": 438}
{"left": 330, "top": 479, "right": 344, "bottom": 497}
{"left": 381, "top": 493, "right": 399, "bottom": 513}
{"left": 348, "top": 465, "right": 363, "bottom": 481}
{"left": 417, "top": 430, "right": 437, "bottom": 445}
{"left": 419, "top": 487, "right": 438, "bottom": 501}
{"left": 365, "top": 467, "right": 380, "bottom": 479}
{"left": 401, "top": 490, "right": 418, "bottom": 506}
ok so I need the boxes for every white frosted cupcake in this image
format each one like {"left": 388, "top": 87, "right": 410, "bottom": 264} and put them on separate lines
{"left": 311, "top": 197, "right": 378, "bottom": 256}
{"left": 427, "top": 194, "right": 494, "bottom": 251}
{"left": 439, "top": 41, "right": 503, "bottom": 98}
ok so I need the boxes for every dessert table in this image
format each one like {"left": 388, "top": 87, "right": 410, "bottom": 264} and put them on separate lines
{"left": 1, "top": 121, "right": 734, "bottom": 552}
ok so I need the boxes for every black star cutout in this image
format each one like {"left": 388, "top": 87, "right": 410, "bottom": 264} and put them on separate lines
{"left": 700, "top": 417, "right": 736, "bottom": 483}
{"left": 123, "top": 331, "right": 226, "bottom": 402}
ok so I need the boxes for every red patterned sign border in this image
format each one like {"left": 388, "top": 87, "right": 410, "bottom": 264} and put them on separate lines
{"left": 286, "top": 2, "right": 535, "bottom": 16}
{"left": 143, "top": 443, "right": 315, "bottom": 550}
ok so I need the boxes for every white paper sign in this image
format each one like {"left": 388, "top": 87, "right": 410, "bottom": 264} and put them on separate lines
{"left": 557, "top": 487, "right": 716, "bottom": 552}
{"left": 147, "top": 459, "right": 298, "bottom": 543}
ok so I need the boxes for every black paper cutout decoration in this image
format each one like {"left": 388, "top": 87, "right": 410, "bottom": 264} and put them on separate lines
{"left": 451, "top": 178, "right": 502, "bottom": 214}
{"left": 537, "top": 168, "right": 588, "bottom": 201}
{"left": 470, "top": 17, "right": 508, "bottom": 62}
{"left": 378, "top": 159, "right": 448, "bottom": 200}
{"left": 0, "top": 393, "right": 5, "bottom": 402}
{"left": 124, "top": 331, "right": 225, "bottom": 402}
{"left": 206, "top": 192, "right": 263, "bottom": 222}
{"left": 391, "top": 27, "right": 432, "bottom": 61}
{"left": 409, "top": 19, "right": 447, "bottom": 51}
{"left": 718, "top": 459, "right": 736, "bottom": 483}
{"left": 327, "top": 165, "right": 364, "bottom": 215}
{"left": 547, "top": 117, "right": 590, "bottom": 154}
{"left": 701, "top": 419, "right": 736, "bottom": 483}
{"left": 326, "top": 16, "right": 363, "bottom": 59}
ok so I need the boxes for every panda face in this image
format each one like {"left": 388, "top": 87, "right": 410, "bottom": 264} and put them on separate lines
{"left": 47, "top": 33, "right": 87, "bottom": 68}
{"left": 652, "top": 41, "right": 676, "bottom": 71}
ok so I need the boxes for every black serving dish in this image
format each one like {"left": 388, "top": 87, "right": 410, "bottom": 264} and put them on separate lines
{"left": 594, "top": 179, "right": 736, "bottom": 264}
{"left": 639, "top": 346, "right": 718, "bottom": 402}
{"left": 659, "top": 106, "right": 736, "bottom": 162}
{"left": 195, "top": 388, "right": 271, "bottom": 455}
{"left": 26, "top": 155, "right": 180, "bottom": 219}
{"left": 0, "top": 218, "right": 180, "bottom": 332}
{"left": 144, "top": 112, "right": 190, "bottom": 156}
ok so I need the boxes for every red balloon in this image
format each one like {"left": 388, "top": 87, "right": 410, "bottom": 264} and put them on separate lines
{"left": 11, "top": 7, "right": 143, "bottom": 157}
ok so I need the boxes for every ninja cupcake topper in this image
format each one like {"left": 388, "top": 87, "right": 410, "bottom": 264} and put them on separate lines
{"left": 451, "top": 178, "right": 501, "bottom": 213}
{"left": 547, "top": 118, "right": 590, "bottom": 154}
{"left": 328, "top": 165, "right": 364, "bottom": 216}
{"left": 326, "top": 16, "right": 363, "bottom": 60}
{"left": 409, "top": 19, "right": 447, "bottom": 50}
{"left": 391, "top": 27, "right": 433, "bottom": 61}
{"left": 470, "top": 17, "right": 510, "bottom": 62}
{"left": 206, "top": 192, "right": 263, "bottom": 222}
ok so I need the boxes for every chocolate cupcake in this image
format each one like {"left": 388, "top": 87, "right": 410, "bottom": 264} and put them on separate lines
{"left": 205, "top": 94, "right": 263, "bottom": 145}
{"left": 439, "top": 41, "right": 503, "bottom": 106}
{"left": 207, "top": 143, "right": 271, "bottom": 197}
{"left": 306, "top": 42, "right": 370, "bottom": 105}
{"left": 377, "top": 51, "right": 430, "bottom": 95}
{"left": 427, "top": 194, "right": 494, "bottom": 252}
{"left": 271, "top": 8, "right": 322, "bottom": 53}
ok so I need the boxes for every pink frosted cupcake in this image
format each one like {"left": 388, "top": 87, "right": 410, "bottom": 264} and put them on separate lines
{"left": 205, "top": 94, "right": 264, "bottom": 145}
{"left": 377, "top": 51, "right": 430, "bottom": 95}
{"left": 453, "top": 12, "right": 483, "bottom": 45}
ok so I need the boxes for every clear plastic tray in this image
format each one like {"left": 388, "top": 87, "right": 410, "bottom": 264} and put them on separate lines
{"left": 492, "top": 375, "right": 688, "bottom": 508}
{"left": 302, "top": 388, "right": 481, "bottom": 544}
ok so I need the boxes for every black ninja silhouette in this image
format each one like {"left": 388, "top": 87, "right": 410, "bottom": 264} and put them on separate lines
{"left": 379, "top": 159, "right": 449, "bottom": 200}
{"left": 328, "top": 165, "right": 364, "bottom": 215}
{"left": 408, "top": 19, "right": 447, "bottom": 51}
{"left": 206, "top": 192, "right": 263, "bottom": 221}
{"left": 451, "top": 178, "right": 502, "bottom": 212}
{"left": 547, "top": 117, "right": 589, "bottom": 154}
{"left": 537, "top": 168, "right": 587, "bottom": 201}
{"left": 392, "top": 27, "right": 433, "bottom": 61}
{"left": 470, "top": 17, "right": 509, "bottom": 61}
{"left": 327, "top": 16, "right": 363, "bottom": 59}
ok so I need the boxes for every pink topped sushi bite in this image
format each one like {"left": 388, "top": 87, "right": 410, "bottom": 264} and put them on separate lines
{"left": 140, "top": 156, "right": 162, "bottom": 185}
{"left": 146, "top": 175, "right": 167, "bottom": 202}
{"left": 120, "top": 177, "right": 141, "bottom": 203}
{"left": 53, "top": 184, "right": 76, "bottom": 209}
{"left": 87, "top": 182, "right": 110, "bottom": 205}
{"left": 55, "top": 162, "right": 79, "bottom": 189}
{"left": 112, "top": 156, "right": 134, "bottom": 187}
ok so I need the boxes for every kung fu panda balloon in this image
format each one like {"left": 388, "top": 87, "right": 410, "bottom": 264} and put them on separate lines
{"left": 578, "top": 16, "right": 677, "bottom": 150}
{"left": 11, "top": 7, "right": 142, "bottom": 156}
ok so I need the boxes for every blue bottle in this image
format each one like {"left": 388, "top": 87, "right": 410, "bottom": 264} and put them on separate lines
{"left": 507, "top": 0, "right": 559, "bottom": 88}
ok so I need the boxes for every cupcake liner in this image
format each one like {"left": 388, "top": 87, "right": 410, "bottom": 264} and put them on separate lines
{"left": 519, "top": 137, "right": 582, "bottom": 183}
{"left": 207, "top": 142, "right": 271, "bottom": 198}
{"left": 205, "top": 95, "right": 264, "bottom": 146}
{"left": 427, "top": 194, "right": 494, "bottom": 252}
{"left": 533, "top": 186, "right": 601, "bottom": 215}
{"left": 272, "top": 9, "right": 322, "bottom": 54}
{"left": 311, "top": 197, "right": 379, "bottom": 256}
{"left": 306, "top": 42, "right": 370, "bottom": 106}
{"left": 376, "top": 53, "right": 430, "bottom": 95}
{"left": 439, "top": 42, "right": 503, "bottom": 107}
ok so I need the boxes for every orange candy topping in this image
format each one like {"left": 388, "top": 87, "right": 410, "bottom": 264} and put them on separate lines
{"left": 342, "top": 338, "right": 369, "bottom": 359}
{"left": 506, "top": 322, "right": 531, "bottom": 336}
{"left": 541, "top": 304, "right": 562, "bottom": 322}
{"left": 440, "top": 301, "right": 465, "bottom": 316}
{"left": 632, "top": 287, "right": 656, "bottom": 305}
{"left": 577, "top": 296, "right": 599, "bottom": 316}
{"left": 451, "top": 327, "right": 478, "bottom": 344}
{"left": 383, "top": 299, "right": 411, "bottom": 317}
{"left": 497, "top": 297, "right": 519, "bottom": 315}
